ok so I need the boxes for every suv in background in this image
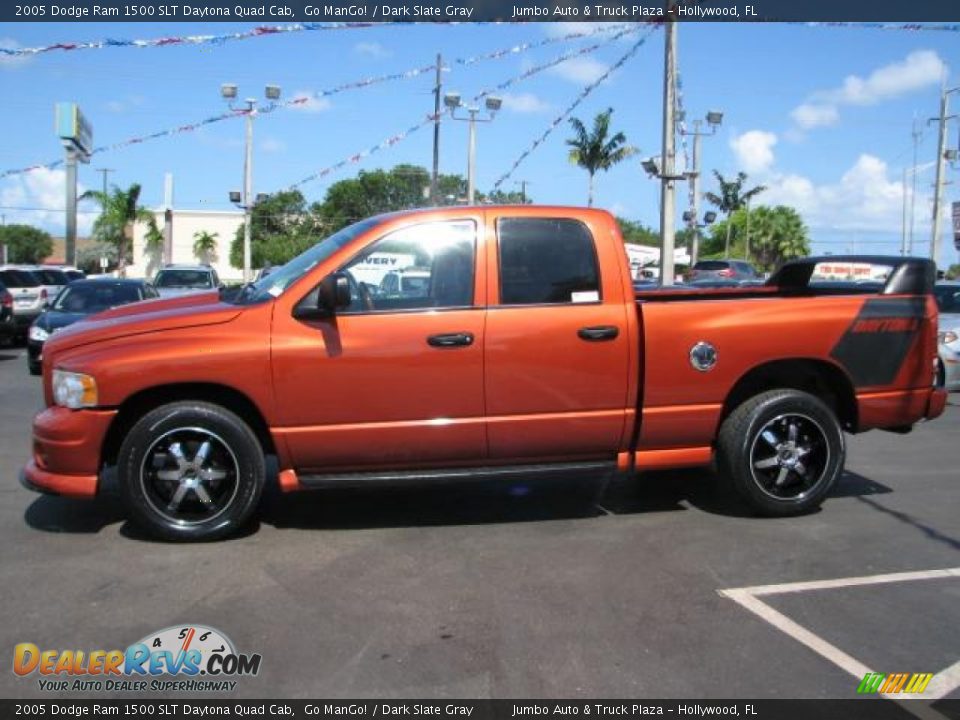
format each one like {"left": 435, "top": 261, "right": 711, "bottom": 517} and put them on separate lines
{"left": 152, "top": 264, "right": 221, "bottom": 298}
{"left": 0, "top": 267, "right": 46, "bottom": 340}
{"left": 25, "top": 266, "right": 71, "bottom": 304}
{"left": 0, "top": 279, "right": 14, "bottom": 342}
{"left": 686, "top": 260, "right": 760, "bottom": 283}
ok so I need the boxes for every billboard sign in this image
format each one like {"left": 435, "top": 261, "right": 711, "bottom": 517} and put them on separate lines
{"left": 55, "top": 103, "right": 93, "bottom": 159}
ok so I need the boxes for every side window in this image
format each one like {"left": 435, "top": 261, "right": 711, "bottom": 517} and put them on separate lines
{"left": 339, "top": 220, "right": 476, "bottom": 313}
{"left": 498, "top": 218, "right": 600, "bottom": 305}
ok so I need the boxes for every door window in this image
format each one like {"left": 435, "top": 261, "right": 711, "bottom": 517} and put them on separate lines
{"left": 497, "top": 218, "right": 600, "bottom": 305}
{"left": 339, "top": 220, "right": 476, "bottom": 313}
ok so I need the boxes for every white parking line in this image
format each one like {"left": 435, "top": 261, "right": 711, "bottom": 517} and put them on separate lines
{"left": 719, "top": 567, "right": 960, "bottom": 709}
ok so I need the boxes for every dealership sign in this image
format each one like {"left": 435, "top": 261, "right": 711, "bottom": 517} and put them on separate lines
{"left": 952, "top": 201, "right": 960, "bottom": 252}
{"left": 55, "top": 102, "right": 93, "bottom": 160}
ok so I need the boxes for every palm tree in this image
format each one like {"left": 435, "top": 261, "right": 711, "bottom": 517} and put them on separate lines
{"left": 193, "top": 230, "right": 219, "bottom": 264}
{"left": 81, "top": 183, "right": 152, "bottom": 277}
{"left": 566, "top": 108, "right": 636, "bottom": 207}
{"left": 704, "top": 171, "right": 766, "bottom": 258}
{"left": 748, "top": 206, "right": 810, "bottom": 271}
{"left": 143, "top": 217, "right": 165, "bottom": 278}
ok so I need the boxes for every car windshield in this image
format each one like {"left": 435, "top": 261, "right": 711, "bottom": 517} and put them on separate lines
{"left": 231, "top": 217, "right": 382, "bottom": 305}
{"left": 154, "top": 270, "right": 213, "bottom": 289}
{"left": 0, "top": 269, "right": 40, "bottom": 288}
{"left": 934, "top": 285, "right": 960, "bottom": 314}
{"left": 52, "top": 283, "right": 143, "bottom": 313}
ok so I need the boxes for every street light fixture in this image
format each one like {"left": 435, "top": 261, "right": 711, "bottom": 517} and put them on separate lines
{"left": 444, "top": 92, "right": 502, "bottom": 204}
{"left": 222, "top": 83, "right": 282, "bottom": 282}
{"left": 680, "top": 110, "right": 723, "bottom": 265}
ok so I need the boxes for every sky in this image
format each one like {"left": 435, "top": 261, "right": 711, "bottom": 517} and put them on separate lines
{"left": 1, "top": 20, "right": 959, "bottom": 268}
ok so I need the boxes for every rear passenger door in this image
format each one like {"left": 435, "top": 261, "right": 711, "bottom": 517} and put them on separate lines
{"left": 483, "top": 215, "right": 632, "bottom": 460}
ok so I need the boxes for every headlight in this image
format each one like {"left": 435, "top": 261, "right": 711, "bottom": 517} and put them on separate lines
{"left": 28, "top": 325, "right": 49, "bottom": 343}
{"left": 939, "top": 330, "right": 958, "bottom": 345}
{"left": 52, "top": 369, "right": 98, "bottom": 409}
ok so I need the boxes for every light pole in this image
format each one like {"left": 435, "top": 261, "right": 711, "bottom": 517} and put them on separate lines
{"left": 444, "top": 93, "right": 502, "bottom": 204}
{"left": 680, "top": 111, "right": 723, "bottom": 266}
{"left": 221, "top": 83, "right": 281, "bottom": 282}
{"left": 642, "top": 155, "right": 689, "bottom": 284}
{"left": 929, "top": 82, "right": 958, "bottom": 267}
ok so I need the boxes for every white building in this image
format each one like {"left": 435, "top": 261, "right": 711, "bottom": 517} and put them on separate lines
{"left": 129, "top": 208, "right": 244, "bottom": 282}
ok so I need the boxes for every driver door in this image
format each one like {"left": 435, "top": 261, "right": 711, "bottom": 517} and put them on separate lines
{"left": 270, "top": 217, "right": 487, "bottom": 473}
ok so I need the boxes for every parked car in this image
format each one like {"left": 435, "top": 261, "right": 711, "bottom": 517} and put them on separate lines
{"left": 22, "top": 205, "right": 946, "bottom": 542}
{"left": 934, "top": 282, "right": 960, "bottom": 391}
{"left": 153, "top": 265, "right": 221, "bottom": 298}
{"left": 686, "top": 260, "right": 760, "bottom": 282}
{"left": 0, "top": 280, "right": 15, "bottom": 342}
{"left": 27, "top": 279, "right": 158, "bottom": 376}
{"left": 25, "top": 266, "right": 71, "bottom": 303}
{"left": 0, "top": 267, "right": 47, "bottom": 340}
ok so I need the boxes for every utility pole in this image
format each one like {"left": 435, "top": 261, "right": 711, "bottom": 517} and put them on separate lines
{"left": 96, "top": 167, "right": 114, "bottom": 196}
{"left": 431, "top": 53, "right": 442, "bottom": 204}
{"left": 658, "top": 5, "right": 678, "bottom": 286}
{"left": 516, "top": 179, "right": 531, "bottom": 204}
{"left": 930, "top": 82, "right": 958, "bottom": 267}
{"left": 908, "top": 118, "right": 921, "bottom": 254}
{"left": 64, "top": 148, "right": 78, "bottom": 267}
{"left": 690, "top": 122, "right": 702, "bottom": 266}
{"left": 901, "top": 165, "right": 908, "bottom": 256}
{"left": 1, "top": 214, "right": 6, "bottom": 264}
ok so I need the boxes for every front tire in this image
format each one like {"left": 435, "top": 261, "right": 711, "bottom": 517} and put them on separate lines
{"left": 717, "top": 389, "right": 845, "bottom": 517}
{"left": 117, "top": 401, "right": 265, "bottom": 541}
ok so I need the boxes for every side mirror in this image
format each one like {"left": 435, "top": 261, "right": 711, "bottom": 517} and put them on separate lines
{"left": 294, "top": 272, "right": 351, "bottom": 319}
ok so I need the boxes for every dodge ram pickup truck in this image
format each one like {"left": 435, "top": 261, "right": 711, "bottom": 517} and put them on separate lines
{"left": 22, "top": 206, "right": 947, "bottom": 541}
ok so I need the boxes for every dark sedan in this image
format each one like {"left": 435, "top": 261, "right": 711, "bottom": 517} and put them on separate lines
{"left": 27, "top": 279, "right": 158, "bottom": 375}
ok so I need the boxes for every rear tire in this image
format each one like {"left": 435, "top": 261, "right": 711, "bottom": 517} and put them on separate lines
{"left": 117, "top": 401, "right": 265, "bottom": 541}
{"left": 717, "top": 389, "right": 844, "bottom": 517}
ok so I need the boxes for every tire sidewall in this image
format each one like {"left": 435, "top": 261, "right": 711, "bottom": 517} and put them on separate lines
{"left": 725, "top": 391, "right": 845, "bottom": 516}
{"left": 118, "top": 402, "right": 265, "bottom": 541}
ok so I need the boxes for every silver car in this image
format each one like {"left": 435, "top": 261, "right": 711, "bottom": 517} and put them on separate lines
{"left": 934, "top": 282, "right": 960, "bottom": 391}
{"left": 152, "top": 265, "right": 221, "bottom": 298}
{"left": 0, "top": 267, "right": 46, "bottom": 339}
{"left": 24, "top": 266, "right": 71, "bottom": 304}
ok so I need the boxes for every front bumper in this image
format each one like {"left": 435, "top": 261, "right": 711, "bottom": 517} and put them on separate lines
{"left": 21, "top": 406, "right": 117, "bottom": 498}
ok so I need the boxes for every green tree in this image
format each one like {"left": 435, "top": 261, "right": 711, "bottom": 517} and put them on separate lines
{"left": 704, "top": 171, "right": 766, "bottom": 258}
{"left": 566, "top": 108, "right": 636, "bottom": 207}
{"left": 704, "top": 205, "right": 809, "bottom": 271}
{"left": 193, "top": 230, "right": 219, "bottom": 264}
{"left": 81, "top": 183, "right": 152, "bottom": 276}
{"left": 946, "top": 264, "right": 960, "bottom": 280}
{"left": 230, "top": 190, "right": 320, "bottom": 270}
{"left": 479, "top": 189, "right": 532, "bottom": 205}
{"left": 0, "top": 224, "right": 53, "bottom": 264}
{"left": 616, "top": 217, "right": 659, "bottom": 246}
{"left": 317, "top": 165, "right": 433, "bottom": 232}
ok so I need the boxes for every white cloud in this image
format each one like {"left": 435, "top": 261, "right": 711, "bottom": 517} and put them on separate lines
{"left": 790, "top": 104, "right": 839, "bottom": 130}
{"left": 354, "top": 41, "right": 390, "bottom": 59}
{"left": 730, "top": 130, "right": 778, "bottom": 173}
{"left": 0, "top": 37, "right": 30, "bottom": 68}
{"left": 105, "top": 95, "right": 146, "bottom": 114}
{"left": 288, "top": 91, "right": 332, "bottom": 114}
{"left": 543, "top": 22, "right": 626, "bottom": 39}
{"left": 549, "top": 56, "right": 609, "bottom": 84}
{"left": 501, "top": 92, "right": 553, "bottom": 114}
{"left": 1, "top": 168, "right": 94, "bottom": 236}
{"left": 790, "top": 50, "right": 946, "bottom": 132}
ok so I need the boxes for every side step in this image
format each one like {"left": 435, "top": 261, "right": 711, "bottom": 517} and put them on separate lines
{"left": 298, "top": 461, "right": 617, "bottom": 490}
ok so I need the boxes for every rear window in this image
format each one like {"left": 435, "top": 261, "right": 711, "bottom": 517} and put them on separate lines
{"left": 53, "top": 283, "right": 144, "bottom": 312}
{"left": 0, "top": 269, "right": 40, "bottom": 288}
{"left": 32, "top": 269, "right": 68, "bottom": 284}
{"left": 694, "top": 261, "right": 728, "bottom": 271}
{"left": 154, "top": 269, "right": 213, "bottom": 289}
{"left": 934, "top": 286, "right": 960, "bottom": 314}
{"left": 497, "top": 218, "right": 600, "bottom": 305}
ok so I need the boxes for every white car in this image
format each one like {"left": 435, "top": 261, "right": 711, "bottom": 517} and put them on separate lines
{"left": 23, "top": 266, "right": 71, "bottom": 305}
{"left": 934, "top": 282, "right": 960, "bottom": 391}
{"left": 0, "top": 267, "right": 47, "bottom": 339}
{"left": 153, "top": 265, "right": 221, "bottom": 298}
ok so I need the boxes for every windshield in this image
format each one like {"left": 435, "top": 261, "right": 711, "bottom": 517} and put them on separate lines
{"left": 233, "top": 217, "right": 382, "bottom": 305}
{"left": 0, "top": 269, "right": 40, "bottom": 288}
{"left": 52, "top": 283, "right": 144, "bottom": 313}
{"left": 154, "top": 269, "right": 214, "bottom": 289}
{"left": 935, "top": 285, "right": 960, "bottom": 314}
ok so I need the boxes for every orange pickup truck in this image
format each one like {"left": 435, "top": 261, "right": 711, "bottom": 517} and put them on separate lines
{"left": 22, "top": 206, "right": 947, "bottom": 540}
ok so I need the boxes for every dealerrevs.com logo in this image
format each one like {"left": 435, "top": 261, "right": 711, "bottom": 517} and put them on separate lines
{"left": 13, "top": 625, "right": 262, "bottom": 692}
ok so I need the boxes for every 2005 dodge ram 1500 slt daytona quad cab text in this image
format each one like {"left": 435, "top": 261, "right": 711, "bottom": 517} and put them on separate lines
{"left": 21, "top": 206, "right": 947, "bottom": 540}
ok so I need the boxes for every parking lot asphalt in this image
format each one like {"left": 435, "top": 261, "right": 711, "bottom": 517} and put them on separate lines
{"left": 0, "top": 342, "right": 957, "bottom": 702}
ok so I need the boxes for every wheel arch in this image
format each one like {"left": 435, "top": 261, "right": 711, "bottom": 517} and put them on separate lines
{"left": 720, "top": 358, "right": 858, "bottom": 433}
{"left": 101, "top": 382, "right": 276, "bottom": 468}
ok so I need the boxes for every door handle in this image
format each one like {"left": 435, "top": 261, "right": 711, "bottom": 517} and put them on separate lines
{"left": 427, "top": 332, "right": 474, "bottom": 348}
{"left": 578, "top": 325, "right": 619, "bottom": 342}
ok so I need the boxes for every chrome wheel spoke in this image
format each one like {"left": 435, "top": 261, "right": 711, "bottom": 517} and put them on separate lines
{"left": 168, "top": 442, "right": 188, "bottom": 469}
{"left": 167, "top": 483, "right": 189, "bottom": 511}
{"left": 760, "top": 430, "right": 780, "bottom": 448}
{"left": 794, "top": 461, "right": 808, "bottom": 478}
{"left": 774, "top": 466, "right": 790, "bottom": 487}
{"left": 788, "top": 422, "right": 798, "bottom": 444}
{"left": 156, "top": 469, "right": 182, "bottom": 482}
{"left": 194, "top": 441, "right": 211, "bottom": 464}
{"left": 194, "top": 484, "right": 214, "bottom": 506}
{"left": 754, "top": 455, "right": 780, "bottom": 470}
{"left": 198, "top": 467, "right": 227, "bottom": 482}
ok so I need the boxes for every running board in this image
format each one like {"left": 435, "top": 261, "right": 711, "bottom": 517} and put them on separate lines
{"left": 297, "top": 461, "right": 617, "bottom": 490}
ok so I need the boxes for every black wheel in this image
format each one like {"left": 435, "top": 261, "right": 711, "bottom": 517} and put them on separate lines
{"left": 936, "top": 359, "right": 946, "bottom": 388}
{"left": 117, "top": 402, "right": 265, "bottom": 541}
{"left": 717, "top": 389, "right": 845, "bottom": 516}
{"left": 28, "top": 361, "right": 41, "bottom": 376}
